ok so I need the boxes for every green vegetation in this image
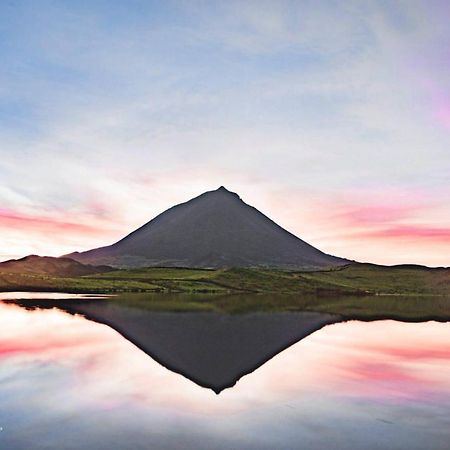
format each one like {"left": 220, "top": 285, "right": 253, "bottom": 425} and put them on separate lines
{"left": 86, "top": 264, "right": 450, "bottom": 297}
{"left": 80, "top": 264, "right": 450, "bottom": 296}
{"left": 0, "top": 263, "right": 449, "bottom": 296}
{"left": 300, "top": 264, "right": 450, "bottom": 296}
{"left": 1, "top": 263, "right": 449, "bottom": 320}
{"left": 0, "top": 272, "right": 161, "bottom": 293}
{"left": 86, "top": 266, "right": 334, "bottom": 294}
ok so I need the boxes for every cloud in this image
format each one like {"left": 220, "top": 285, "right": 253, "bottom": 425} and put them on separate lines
{"left": 0, "top": 209, "right": 104, "bottom": 235}
{"left": 0, "top": 0, "right": 449, "bottom": 264}
{"left": 335, "top": 205, "right": 425, "bottom": 226}
{"left": 356, "top": 225, "right": 450, "bottom": 242}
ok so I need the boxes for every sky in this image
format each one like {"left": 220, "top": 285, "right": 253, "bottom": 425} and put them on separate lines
{"left": 0, "top": 0, "right": 449, "bottom": 266}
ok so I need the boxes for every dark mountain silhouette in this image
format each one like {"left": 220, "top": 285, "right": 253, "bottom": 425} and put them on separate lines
{"left": 67, "top": 186, "right": 348, "bottom": 269}
{"left": 7, "top": 297, "right": 340, "bottom": 393}
{"left": 0, "top": 255, "right": 114, "bottom": 277}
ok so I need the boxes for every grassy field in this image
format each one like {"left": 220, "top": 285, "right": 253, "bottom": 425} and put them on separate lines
{"left": 84, "top": 264, "right": 450, "bottom": 296}
{"left": 0, "top": 263, "right": 449, "bottom": 296}
{"left": 0, "top": 271, "right": 161, "bottom": 293}
{"left": 85, "top": 266, "right": 336, "bottom": 294}
{"left": 301, "top": 264, "right": 450, "bottom": 296}
{"left": 1, "top": 263, "right": 449, "bottom": 320}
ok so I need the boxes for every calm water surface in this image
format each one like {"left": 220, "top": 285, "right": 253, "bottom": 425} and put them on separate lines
{"left": 0, "top": 294, "right": 449, "bottom": 450}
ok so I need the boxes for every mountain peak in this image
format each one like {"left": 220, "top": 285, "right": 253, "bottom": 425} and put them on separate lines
{"left": 210, "top": 186, "right": 240, "bottom": 199}
{"left": 68, "top": 188, "right": 347, "bottom": 269}
{"left": 215, "top": 185, "right": 233, "bottom": 193}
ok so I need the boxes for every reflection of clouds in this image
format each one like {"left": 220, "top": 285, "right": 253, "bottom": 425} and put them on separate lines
{"left": 0, "top": 292, "right": 107, "bottom": 300}
{"left": 1, "top": 304, "right": 450, "bottom": 418}
{"left": 299, "top": 321, "right": 450, "bottom": 404}
{"left": 0, "top": 305, "right": 109, "bottom": 358}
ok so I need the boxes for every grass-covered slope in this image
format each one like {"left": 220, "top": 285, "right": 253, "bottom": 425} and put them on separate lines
{"left": 83, "top": 264, "right": 450, "bottom": 296}
{"left": 0, "top": 271, "right": 161, "bottom": 293}
{"left": 85, "top": 266, "right": 348, "bottom": 294}
{"left": 300, "top": 263, "right": 450, "bottom": 296}
{"left": 0, "top": 255, "right": 113, "bottom": 277}
{"left": 1, "top": 263, "right": 448, "bottom": 296}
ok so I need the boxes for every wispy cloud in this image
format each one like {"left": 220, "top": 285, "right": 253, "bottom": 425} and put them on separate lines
{"left": 0, "top": 0, "right": 449, "bottom": 265}
{"left": 356, "top": 225, "right": 450, "bottom": 242}
{"left": 0, "top": 209, "right": 105, "bottom": 235}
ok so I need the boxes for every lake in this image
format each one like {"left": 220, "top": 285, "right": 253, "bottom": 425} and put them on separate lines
{"left": 0, "top": 293, "right": 449, "bottom": 450}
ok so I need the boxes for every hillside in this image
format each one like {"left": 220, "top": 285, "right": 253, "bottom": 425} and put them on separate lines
{"left": 0, "top": 255, "right": 114, "bottom": 277}
{"left": 1, "top": 264, "right": 449, "bottom": 298}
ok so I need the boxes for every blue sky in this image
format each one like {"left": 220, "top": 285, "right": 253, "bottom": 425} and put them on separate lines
{"left": 1, "top": 0, "right": 449, "bottom": 265}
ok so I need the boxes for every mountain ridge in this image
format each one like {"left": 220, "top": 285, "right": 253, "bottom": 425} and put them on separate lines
{"left": 0, "top": 255, "right": 114, "bottom": 277}
{"left": 67, "top": 186, "right": 349, "bottom": 269}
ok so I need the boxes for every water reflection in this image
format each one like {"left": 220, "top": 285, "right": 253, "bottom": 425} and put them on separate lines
{"left": 6, "top": 298, "right": 340, "bottom": 392}
{"left": 0, "top": 299, "right": 450, "bottom": 449}
{"left": 0, "top": 292, "right": 107, "bottom": 300}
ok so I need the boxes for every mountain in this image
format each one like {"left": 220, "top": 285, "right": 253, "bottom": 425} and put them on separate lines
{"left": 67, "top": 186, "right": 349, "bottom": 269}
{"left": 0, "top": 255, "right": 114, "bottom": 277}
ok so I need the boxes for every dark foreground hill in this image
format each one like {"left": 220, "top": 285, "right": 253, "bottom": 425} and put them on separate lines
{"left": 0, "top": 255, "right": 113, "bottom": 277}
{"left": 68, "top": 186, "right": 348, "bottom": 269}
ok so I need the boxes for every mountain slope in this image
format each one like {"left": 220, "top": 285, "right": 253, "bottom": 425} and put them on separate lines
{"left": 68, "top": 186, "right": 349, "bottom": 269}
{"left": 0, "top": 255, "right": 114, "bottom": 277}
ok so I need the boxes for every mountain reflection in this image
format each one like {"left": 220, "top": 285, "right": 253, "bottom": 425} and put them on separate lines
{"left": 1, "top": 300, "right": 450, "bottom": 450}
{"left": 2, "top": 297, "right": 339, "bottom": 392}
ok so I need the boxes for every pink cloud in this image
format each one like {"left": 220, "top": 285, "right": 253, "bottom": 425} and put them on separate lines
{"left": 420, "top": 78, "right": 450, "bottom": 129}
{"left": 435, "top": 103, "right": 450, "bottom": 129}
{"left": 334, "top": 204, "right": 423, "bottom": 226}
{"left": 1, "top": 181, "right": 449, "bottom": 266}
{"left": 258, "top": 185, "right": 450, "bottom": 265}
{"left": 264, "top": 185, "right": 435, "bottom": 231}
{"left": 0, "top": 209, "right": 102, "bottom": 235}
{"left": 356, "top": 225, "right": 450, "bottom": 242}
